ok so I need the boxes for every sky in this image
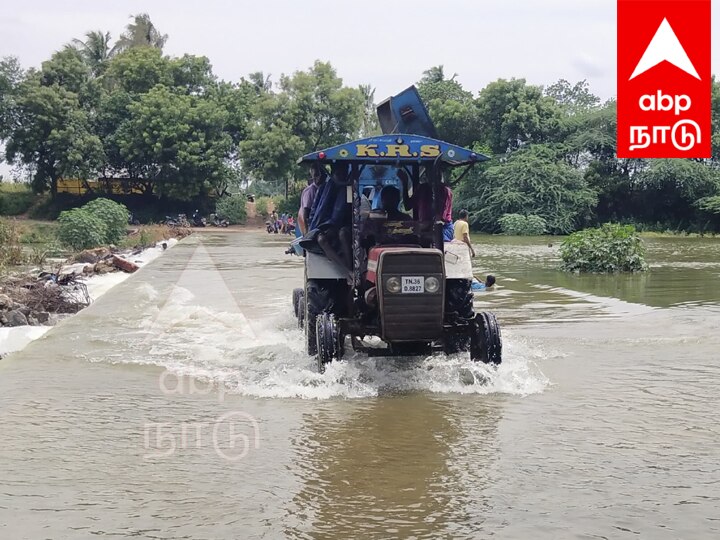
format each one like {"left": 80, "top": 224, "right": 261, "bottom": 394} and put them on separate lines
{"left": 1, "top": 0, "right": 719, "bottom": 176}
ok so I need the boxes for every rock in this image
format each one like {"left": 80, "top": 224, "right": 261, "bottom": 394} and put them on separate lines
{"left": 111, "top": 255, "right": 139, "bottom": 273}
{"left": 74, "top": 247, "right": 111, "bottom": 264}
{"left": 33, "top": 311, "right": 50, "bottom": 324}
{"left": 18, "top": 306, "right": 31, "bottom": 317}
{"left": 93, "top": 261, "right": 115, "bottom": 274}
{"left": 0, "top": 294, "right": 12, "bottom": 309}
{"left": 27, "top": 315, "right": 39, "bottom": 326}
{"left": 3, "top": 309, "right": 28, "bottom": 327}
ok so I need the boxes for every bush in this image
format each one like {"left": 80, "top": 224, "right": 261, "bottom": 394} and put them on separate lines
{"left": 58, "top": 208, "right": 107, "bottom": 251}
{"left": 0, "top": 219, "right": 25, "bottom": 268}
{"left": 498, "top": 214, "right": 547, "bottom": 235}
{"left": 0, "top": 185, "right": 36, "bottom": 216}
{"left": 273, "top": 192, "right": 301, "bottom": 217}
{"left": 83, "top": 198, "right": 129, "bottom": 244}
{"left": 560, "top": 223, "right": 648, "bottom": 273}
{"left": 255, "top": 196, "right": 272, "bottom": 217}
{"left": 215, "top": 195, "right": 248, "bottom": 224}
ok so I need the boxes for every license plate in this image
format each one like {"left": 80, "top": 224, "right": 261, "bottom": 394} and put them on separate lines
{"left": 401, "top": 276, "right": 424, "bottom": 294}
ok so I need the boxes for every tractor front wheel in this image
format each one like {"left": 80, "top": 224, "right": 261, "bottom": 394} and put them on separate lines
{"left": 470, "top": 312, "right": 502, "bottom": 365}
{"left": 316, "top": 312, "right": 343, "bottom": 373}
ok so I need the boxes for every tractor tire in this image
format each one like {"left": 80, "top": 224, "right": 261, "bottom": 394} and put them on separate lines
{"left": 305, "top": 279, "right": 333, "bottom": 356}
{"left": 316, "top": 312, "right": 343, "bottom": 373}
{"left": 297, "top": 296, "right": 305, "bottom": 330}
{"left": 292, "top": 288, "right": 303, "bottom": 318}
{"left": 470, "top": 312, "right": 502, "bottom": 365}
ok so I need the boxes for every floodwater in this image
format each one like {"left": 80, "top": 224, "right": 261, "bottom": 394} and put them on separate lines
{"left": 1, "top": 231, "right": 719, "bottom": 539}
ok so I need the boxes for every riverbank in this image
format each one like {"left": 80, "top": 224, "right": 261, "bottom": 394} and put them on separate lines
{"left": 0, "top": 226, "right": 190, "bottom": 357}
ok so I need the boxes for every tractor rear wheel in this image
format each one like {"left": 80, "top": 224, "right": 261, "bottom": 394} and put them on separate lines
{"left": 445, "top": 279, "right": 474, "bottom": 320}
{"left": 470, "top": 312, "right": 502, "bottom": 365}
{"left": 305, "top": 280, "right": 333, "bottom": 356}
{"left": 297, "top": 296, "right": 305, "bottom": 330}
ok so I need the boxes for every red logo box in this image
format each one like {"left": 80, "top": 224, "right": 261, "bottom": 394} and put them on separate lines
{"left": 617, "top": 0, "right": 711, "bottom": 158}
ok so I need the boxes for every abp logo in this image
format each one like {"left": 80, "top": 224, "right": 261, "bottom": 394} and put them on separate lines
{"left": 617, "top": 0, "right": 711, "bottom": 158}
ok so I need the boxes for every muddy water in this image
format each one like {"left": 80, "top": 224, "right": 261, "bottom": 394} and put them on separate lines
{"left": 1, "top": 231, "right": 718, "bottom": 539}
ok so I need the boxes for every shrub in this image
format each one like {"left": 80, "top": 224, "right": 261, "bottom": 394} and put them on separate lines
{"left": 255, "top": 196, "right": 272, "bottom": 217}
{"left": 498, "top": 214, "right": 547, "bottom": 235}
{"left": 58, "top": 208, "right": 107, "bottom": 251}
{"left": 560, "top": 223, "right": 648, "bottom": 273}
{"left": 273, "top": 192, "right": 301, "bottom": 217}
{"left": 0, "top": 185, "right": 36, "bottom": 216}
{"left": 215, "top": 195, "right": 248, "bottom": 225}
{"left": 83, "top": 198, "right": 129, "bottom": 244}
{"left": 0, "top": 219, "right": 25, "bottom": 268}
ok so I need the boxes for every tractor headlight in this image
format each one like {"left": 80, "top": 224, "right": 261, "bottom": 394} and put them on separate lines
{"left": 386, "top": 277, "right": 401, "bottom": 294}
{"left": 425, "top": 276, "right": 440, "bottom": 293}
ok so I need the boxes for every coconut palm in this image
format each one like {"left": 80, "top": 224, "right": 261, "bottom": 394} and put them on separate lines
{"left": 359, "top": 84, "right": 379, "bottom": 136}
{"left": 114, "top": 13, "right": 168, "bottom": 53}
{"left": 72, "top": 30, "right": 113, "bottom": 76}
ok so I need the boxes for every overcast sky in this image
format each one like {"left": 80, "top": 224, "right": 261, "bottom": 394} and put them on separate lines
{"left": 1, "top": 0, "right": 719, "bottom": 177}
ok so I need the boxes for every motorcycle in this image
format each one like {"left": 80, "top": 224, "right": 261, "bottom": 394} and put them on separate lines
{"left": 210, "top": 213, "right": 229, "bottom": 227}
{"left": 192, "top": 210, "right": 206, "bottom": 227}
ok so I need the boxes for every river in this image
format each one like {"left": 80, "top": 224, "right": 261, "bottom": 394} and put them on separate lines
{"left": 1, "top": 231, "right": 718, "bottom": 539}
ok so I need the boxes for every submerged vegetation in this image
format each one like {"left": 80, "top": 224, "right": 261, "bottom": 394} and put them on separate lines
{"left": 560, "top": 223, "right": 648, "bottom": 274}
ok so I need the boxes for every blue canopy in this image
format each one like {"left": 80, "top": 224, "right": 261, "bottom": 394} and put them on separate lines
{"left": 298, "top": 134, "right": 489, "bottom": 167}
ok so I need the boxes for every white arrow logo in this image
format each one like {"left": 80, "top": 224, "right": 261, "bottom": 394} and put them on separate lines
{"left": 630, "top": 18, "right": 700, "bottom": 80}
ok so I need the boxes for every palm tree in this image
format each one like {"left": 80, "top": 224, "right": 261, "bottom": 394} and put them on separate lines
{"left": 114, "top": 13, "right": 168, "bottom": 53}
{"left": 72, "top": 30, "right": 113, "bottom": 76}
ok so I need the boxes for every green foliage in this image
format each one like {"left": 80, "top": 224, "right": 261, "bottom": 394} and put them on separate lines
{"left": 241, "top": 61, "right": 364, "bottom": 193}
{"left": 273, "top": 191, "right": 301, "bottom": 216}
{"left": 255, "top": 196, "right": 272, "bottom": 217}
{"left": 498, "top": 214, "right": 547, "bottom": 235}
{"left": 475, "top": 78, "right": 563, "bottom": 153}
{"left": 560, "top": 223, "right": 648, "bottom": 273}
{"left": 697, "top": 196, "right": 720, "bottom": 215}
{"left": 215, "top": 195, "right": 248, "bottom": 224}
{"left": 0, "top": 183, "right": 35, "bottom": 215}
{"left": 57, "top": 208, "right": 107, "bottom": 250}
{"left": 83, "top": 198, "right": 129, "bottom": 244}
{"left": 460, "top": 145, "right": 597, "bottom": 234}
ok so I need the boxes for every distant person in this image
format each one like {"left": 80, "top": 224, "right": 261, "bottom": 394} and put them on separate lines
{"left": 380, "top": 186, "right": 412, "bottom": 221}
{"left": 454, "top": 209, "right": 475, "bottom": 257}
{"left": 298, "top": 163, "right": 327, "bottom": 235}
{"left": 472, "top": 274, "right": 496, "bottom": 291}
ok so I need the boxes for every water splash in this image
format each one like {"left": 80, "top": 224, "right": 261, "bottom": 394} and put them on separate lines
{"left": 123, "top": 283, "right": 549, "bottom": 400}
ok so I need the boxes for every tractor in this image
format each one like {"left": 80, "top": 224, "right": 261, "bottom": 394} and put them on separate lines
{"left": 291, "top": 86, "right": 502, "bottom": 373}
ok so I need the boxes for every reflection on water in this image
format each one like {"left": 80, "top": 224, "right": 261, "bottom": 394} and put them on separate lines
{"left": 286, "top": 396, "right": 502, "bottom": 539}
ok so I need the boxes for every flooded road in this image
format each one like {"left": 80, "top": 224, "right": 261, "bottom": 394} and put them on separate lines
{"left": 1, "top": 231, "right": 719, "bottom": 539}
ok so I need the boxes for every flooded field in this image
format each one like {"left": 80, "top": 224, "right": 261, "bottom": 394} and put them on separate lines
{"left": 1, "top": 231, "right": 718, "bottom": 539}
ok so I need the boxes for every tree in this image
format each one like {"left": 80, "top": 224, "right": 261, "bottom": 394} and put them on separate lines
{"left": 115, "top": 85, "right": 233, "bottom": 200}
{"left": 114, "top": 13, "right": 168, "bottom": 53}
{"left": 5, "top": 77, "right": 104, "bottom": 193}
{"left": 460, "top": 144, "right": 597, "bottom": 234}
{"left": 416, "top": 68, "right": 481, "bottom": 146}
{"left": 544, "top": 79, "right": 600, "bottom": 115}
{"left": 633, "top": 159, "right": 720, "bottom": 228}
{"left": 0, "top": 56, "right": 23, "bottom": 139}
{"left": 241, "top": 61, "right": 363, "bottom": 196}
{"left": 71, "top": 30, "right": 114, "bottom": 76}
{"left": 475, "top": 78, "right": 563, "bottom": 153}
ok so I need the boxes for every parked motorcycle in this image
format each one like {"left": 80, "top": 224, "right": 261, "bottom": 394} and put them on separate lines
{"left": 192, "top": 210, "right": 207, "bottom": 227}
{"left": 209, "top": 213, "right": 229, "bottom": 227}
